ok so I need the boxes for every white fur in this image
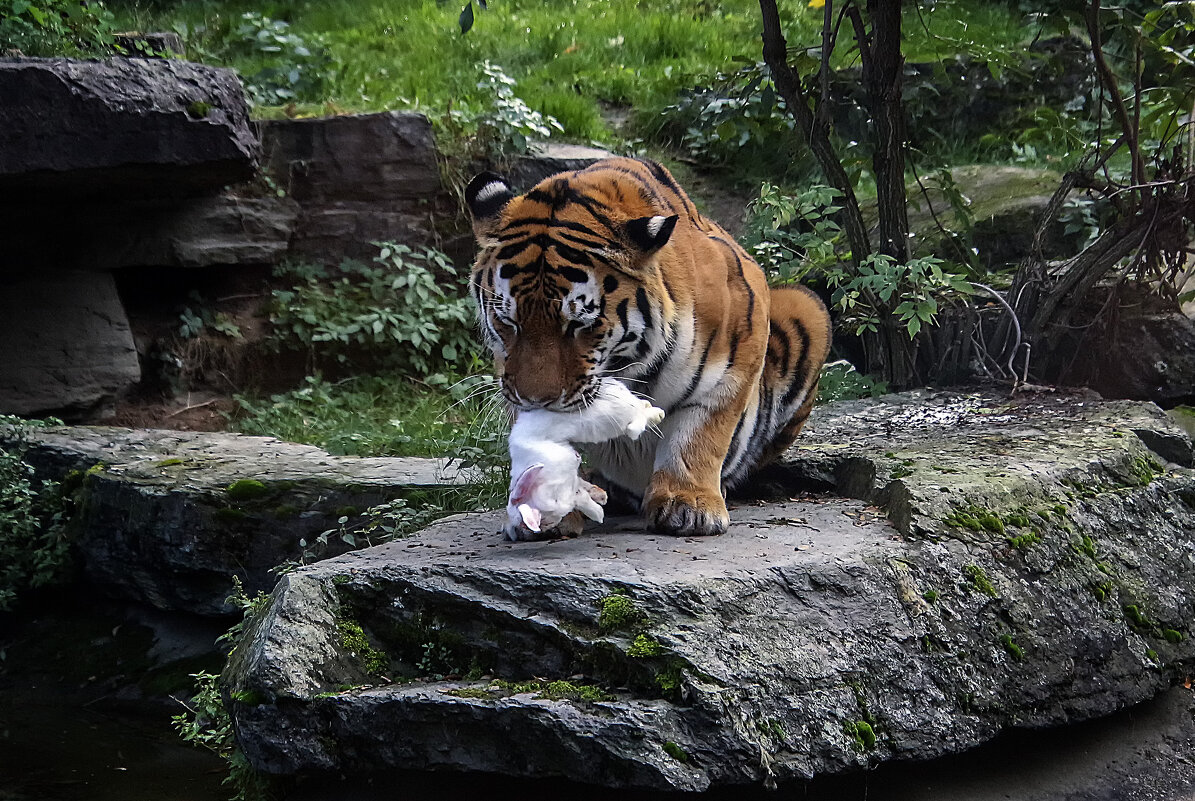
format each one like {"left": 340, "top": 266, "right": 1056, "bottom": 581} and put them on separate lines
{"left": 505, "top": 379, "right": 664, "bottom": 541}
{"left": 473, "top": 180, "right": 509, "bottom": 204}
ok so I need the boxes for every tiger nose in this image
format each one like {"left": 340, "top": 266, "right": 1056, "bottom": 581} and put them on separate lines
{"left": 521, "top": 387, "right": 565, "bottom": 407}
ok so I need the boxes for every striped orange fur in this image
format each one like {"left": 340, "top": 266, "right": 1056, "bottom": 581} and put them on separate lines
{"left": 467, "top": 157, "right": 830, "bottom": 536}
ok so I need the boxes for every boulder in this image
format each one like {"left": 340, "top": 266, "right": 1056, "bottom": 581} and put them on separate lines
{"left": 224, "top": 390, "right": 1195, "bottom": 791}
{"left": 109, "top": 193, "right": 300, "bottom": 269}
{"left": 5, "top": 426, "right": 474, "bottom": 616}
{"left": 260, "top": 112, "right": 446, "bottom": 262}
{"left": 0, "top": 271, "right": 140, "bottom": 419}
{"left": 508, "top": 142, "right": 616, "bottom": 190}
{"left": 0, "top": 57, "right": 257, "bottom": 198}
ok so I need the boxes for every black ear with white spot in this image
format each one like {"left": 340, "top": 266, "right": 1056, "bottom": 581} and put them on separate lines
{"left": 465, "top": 172, "right": 514, "bottom": 241}
{"left": 626, "top": 214, "right": 678, "bottom": 253}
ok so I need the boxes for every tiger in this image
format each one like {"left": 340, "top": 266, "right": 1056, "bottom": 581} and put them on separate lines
{"left": 466, "top": 157, "right": 831, "bottom": 537}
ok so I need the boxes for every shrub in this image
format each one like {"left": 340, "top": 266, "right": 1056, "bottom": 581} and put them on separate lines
{"left": 0, "top": 0, "right": 117, "bottom": 57}
{"left": 0, "top": 417, "right": 71, "bottom": 612}
{"left": 269, "top": 242, "right": 481, "bottom": 378}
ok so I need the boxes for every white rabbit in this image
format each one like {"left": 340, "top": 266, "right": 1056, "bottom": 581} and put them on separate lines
{"left": 505, "top": 379, "right": 665, "bottom": 541}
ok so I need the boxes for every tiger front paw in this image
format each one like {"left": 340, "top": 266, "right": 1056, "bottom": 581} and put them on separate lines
{"left": 644, "top": 478, "right": 728, "bottom": 537}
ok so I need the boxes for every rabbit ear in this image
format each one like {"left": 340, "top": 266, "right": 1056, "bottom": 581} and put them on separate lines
{"left": 510, "top": 463, "right": 545, "bottom": 505}
{"left": 517, "top": 503, "right": 542, "bottom": 532}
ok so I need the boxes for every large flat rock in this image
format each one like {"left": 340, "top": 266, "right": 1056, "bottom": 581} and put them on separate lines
{"left": 0, "top": 271, "right": 140, "bottom": 418}
{"left": 5, "top": 426, "right": 472, "bottom": 615}
{"left": 0, "top": 57, "right": 257, "bottom": 198}
{"left": 225, "top": 390, "right": 1195, "bottom": 791}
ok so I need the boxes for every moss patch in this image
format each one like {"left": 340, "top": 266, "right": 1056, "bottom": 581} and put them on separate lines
{"left": 945, "top": 507, "right": 1005, "bottom": 537}
{"left": 999, "top": 633, "right": 1025, "bottom": 661}
{"left": 598, "top": 592, "right": 645, "bottom": 632}
{"left": 337, "top": 619, "right": 389, "bottom": 675}
{"left": 663, "top": 741, "right": 690, "bottom": 763}
{"left": 627, "top": 633, "right": 665, "bottom": 658}
{"left": 226, "top": 478, "right": 269, "bottom": 501}
{"left": 845, "top": 720, "right": 877, "bottom": 750}
{"left": 964, "top": 564, "right": 998, "bottom": 597}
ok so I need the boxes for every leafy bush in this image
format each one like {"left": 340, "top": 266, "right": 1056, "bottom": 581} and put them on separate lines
{"left": 743, "top": 183, "right": 843, "bottom": 284}
{"left": 269, "top": 242, "right": 481, "bottom": 377}
{"left": 0, "top": 417, "right": 70, "bottom": 612}
{"left": 817, "top": 361, "right": 888, "bottom": 404}
{"left": 0, "top": 0, "right": 118, "bottom": 56}
{"left": 227, "top": 11, "right": 334, "bottom": 106}
{"left": 827, "top": 254, "right": 974, "bottom": 339}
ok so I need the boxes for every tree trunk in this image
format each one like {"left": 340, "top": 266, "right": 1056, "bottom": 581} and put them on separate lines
{"left": 758, "top": 0, "right": 871, "bottom": 263}
{"left": 864, "top": 0, "right": 909, "bottom": 263}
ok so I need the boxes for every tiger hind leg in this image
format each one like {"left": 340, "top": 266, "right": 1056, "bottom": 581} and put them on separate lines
{"left": 722, "top": 285, "right": 831, "bottom": 490}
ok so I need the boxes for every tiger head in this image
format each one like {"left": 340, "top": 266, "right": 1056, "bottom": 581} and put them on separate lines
{"left": 465, "top": 164, "right": 680, "bottom": 412}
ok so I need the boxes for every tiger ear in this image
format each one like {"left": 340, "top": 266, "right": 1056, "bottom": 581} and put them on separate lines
{"left": 626, "top": 214, "right": 678, "bottom": 253}
{"left": 466, "top": 172, "right": 515, "bottom": 242}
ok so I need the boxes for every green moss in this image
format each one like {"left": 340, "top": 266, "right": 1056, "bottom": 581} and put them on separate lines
{"left": 627, "top": 633, "right": 665, "bottom": 658}
{"left": 1163, "top": 629, "right": 1184, "bottom": 644}
{"left": 889, "top": 467, "right": 914, "bottom": 479}
{"left": 332, "top": 574, "right": 352, "bottom": 585}
{"left": 663, "top": 741, "right": 690, "bottom": 763}
{"left": 1007, "top": 531, "right": 1041, "bottom": 548}
{"left": 1005, "top": 512, "right": 1031, "bottom": 528}
{"left": 945, "top": 507, "right": 1005, "bottom": 536}
{"left": 1125, "top": 456, "right": 1160, "bottom": 487}
{"left": 845, "top": 720, "right": 877, "bottom": 750}
{"left": 656, "top": 664, "right": 685, "bottom": 699}
{"left": 273, "top": 504, "right": 299, "bottom": 519}
{"left": 1090, "top": 581, "right": 1113, "bottom": 602}
{"left": 335, "top": 505, "right": 359, "bottom": 518}
{"left": 922, "top": 589, "right": 939, "bottom": 603}
{"left": 599, "top": 592, "right": 645, "bottom": 631}
{"left": 1123, "top": 603, "right": 1152, "bottom": 630}
{"left": 337, "top": 619, "right": 388, "bottom": 675}
{"left": 447, "top": 687, "right": 495, "bottom": 699}
{"left": 759, "top": 718, "right": 785, "bottom": 739}
{"left": 230, "top": 689, "right": 267, "bottom": 706}
{"left": 999, "top": 633, "right": 1024, "bottom": 661}
{"left": 155, "top": 458, "right": 185, "bottom": 467}
{"left": 540, "top": 680, "right": 614, "bottom": 702}
{"left": 964, "top": 564, "right": 998, "bottom": 597}
{"left": 226, "top": 479, "right": 268, "bottom": 501}
{"left": 1146, "top": 649, "right": 1160, "bottom": 662}
{"left": 186, "top": 100, "right": 212, "bottom": 118}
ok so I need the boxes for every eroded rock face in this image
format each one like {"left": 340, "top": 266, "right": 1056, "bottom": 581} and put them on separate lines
{"left": 260, "top": 112, "right": 445, "bottom": 262}
{"left": 7, "top": 426, "right": 471, "bottom": 615}
{"left": 0, "top": 56, "right": 257, "bottom": 197}
{"left": 0, "top": 271, "right": 140, "bottom": 418}
{"left": 224, "top": 390, "right": 1195, "bottom": 791}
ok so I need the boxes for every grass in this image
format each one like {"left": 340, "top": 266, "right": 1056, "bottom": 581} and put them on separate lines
{"left": 231, "top": 373, "right": 506, "bottom": 461}
{"left": 109, "top": 0, "right": 1031, "bottom": 142}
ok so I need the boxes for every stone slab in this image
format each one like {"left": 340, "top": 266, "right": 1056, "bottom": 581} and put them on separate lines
{"left": 225, "top": 390, "right": 1195, "bottom": 791}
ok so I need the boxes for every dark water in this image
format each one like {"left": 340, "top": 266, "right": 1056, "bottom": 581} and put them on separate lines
{"left": 4, "top": 593, "right": 1194, "bottom": 801}
{"left": 0, "top": 698, "right": 225, "bottom": 801}
{"left": 0, "top": 593, "right": 227, "bottom": 801}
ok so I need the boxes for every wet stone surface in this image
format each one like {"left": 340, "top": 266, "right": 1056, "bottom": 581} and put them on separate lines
{"left": 225, "top": 389, "right": 1195, "bottom": 791}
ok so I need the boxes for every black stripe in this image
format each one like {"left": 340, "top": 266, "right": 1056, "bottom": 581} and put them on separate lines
{"left": 770, "top": 326, "right": 792, "bottom": 375}
{"left": 557, "top": 264, "right": 590, "bottom": 284}
{"left": 616, "top": 298, "right": 630, "bottom": 332}
{"left": 781, "top": 319, "right": 812, "bottom": 408}
{"left": 673, "top": 330, "right": 717, "bottom": 409}
{"left": 635, "top": 286, "right": 653, "bottom": 331}
{"left": 554, "top": 245, "right": 594, "bottom": 269}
